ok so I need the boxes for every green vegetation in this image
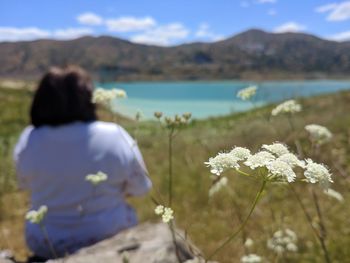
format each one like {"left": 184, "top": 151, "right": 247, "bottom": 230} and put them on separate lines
{"left": 0, "top": 86, "right": 350, "bottom": 262}
{"left": 2, "top": 29, "right": 350, "bottom": 81}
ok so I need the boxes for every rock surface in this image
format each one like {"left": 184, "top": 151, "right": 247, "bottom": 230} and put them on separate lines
{"left": 47, "top": 222, "right": 204, "bottom": 263}
{"left": 0, "top": 250, "right": 15, "bottom": 263}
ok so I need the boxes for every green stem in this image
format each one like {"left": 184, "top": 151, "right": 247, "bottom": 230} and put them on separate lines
{"left": 311, "top": 190, "right": 332, "bottom": 263}
{"left": 40, "top": 224, "right": 58, "bottom": 259}
{"left": 287, "top": 114, "right": 295, "bottom": 132}
{"left": 236, "top": 169, "right": 252, "bottom": 177}
{"left": 205, "top": 180, "right": 267, "bottom": 262}
{"left": 169, "top": 221, "right": 182, "bottom": 263}
{"left": 290, "top": 186, "right": 319, "bottom": 237}
{"left": 290, "top": 186, "right": 331, "bottom": 263}
{"left": 168, "top": 129, "right": 174, "bottom": 206}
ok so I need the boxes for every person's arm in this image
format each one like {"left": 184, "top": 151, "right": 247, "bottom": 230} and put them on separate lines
{"left": 118, "top": 126, "right": 152, "bottom": 197}
{"left": 13, "top": 126, "right": 33, "bottom": 190}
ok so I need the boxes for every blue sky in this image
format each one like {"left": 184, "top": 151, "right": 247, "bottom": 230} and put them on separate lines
{"left": 1, "top": 0, "right": 350, "bottom": 45}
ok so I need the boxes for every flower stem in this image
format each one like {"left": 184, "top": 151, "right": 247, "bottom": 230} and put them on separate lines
{"left": 311, "top": 190, "right": 332, "bottom": 263}
{"left": 169, "top": 221, "right": 182, "bottom": 263}
{"left": 168, "top": 128, "right": 174, "bottom": 206}
{"left": 290, "top": 186, "right": 319, "bottom": 236}
{"left": 287, "top": 114, "right": 295, "bottom": 132}
{"left": 40, "top": 224, "right": 58, "bottom": 259}
{"left": 236, "top": 169, "right": 251, "bottom": 177}
{"left": 290, "top": 186, "right": 331, "bottom": 263}
{"left": 205, "top": 180, "right": 267, "bottom": 262}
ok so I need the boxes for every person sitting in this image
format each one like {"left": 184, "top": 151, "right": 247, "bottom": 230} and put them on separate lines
{"left": 13, "top": 66, "right": 152, "bottom": 261}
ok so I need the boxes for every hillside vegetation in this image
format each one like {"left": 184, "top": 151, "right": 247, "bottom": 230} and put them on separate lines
{"left": 0, "top": 86, "right": 350, "bottom": 262}
{"left": 1, "top": 29, "right": 350, "bottom": 80}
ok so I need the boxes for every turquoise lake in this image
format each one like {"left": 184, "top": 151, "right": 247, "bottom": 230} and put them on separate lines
{"left": 99, "top": 80, "right": 350, "bottom": 119}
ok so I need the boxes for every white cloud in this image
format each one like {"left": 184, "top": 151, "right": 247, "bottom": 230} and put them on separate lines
{"left": 77, "top": 12, "right": 103, "bottom": 26}
{"left": 106, "top": 16, "right": 156, "bottom": 32}
{"left": 327, "top": 30, "right": 350, "bottom": 41}
{"left": 240, "top": 1, "right": 250, "bottom": 8}
{"left": 315, "top": 3, "right": 338, "bottom": 13}
{"left": 257, "top": 0, "right": 277, "bottom": 3}
{"left": 0, "top": 27, "right": 50, "bottom": 41}
{"left": 0, "top": 27, "right": 93, "bottom": 42}
{"left": 52, "top": 28, "right": 93, "bottom": 40}
{"left": 268, "top": 9, "right": 277, "bottom": 15}
{"left": 130, "top": 23, "right": 189, "bottom": 46}
{"left": 315, "top": 1, "right": 350, "bottom": 21}
{"left": 195, "top": 23, "right": 224, "bottom": 42}
{"left": 274, "top": 22, "right": 307, "bottom": 33}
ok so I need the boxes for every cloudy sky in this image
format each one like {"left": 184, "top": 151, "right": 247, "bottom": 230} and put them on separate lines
{"left": 1, "top": 0, "right": 350, "bottom": 45}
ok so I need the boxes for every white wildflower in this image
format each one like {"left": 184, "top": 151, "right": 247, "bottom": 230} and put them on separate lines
{"left": 244, "top": 151, "right": 276, "bottom": 169}
{"left": 304, "top": 159, "right": 333, "bottom": 189}
{"left": 85, "top": 171, "right": 108, "bottom": 185}
{"left": 277, "top": 153, "right": 305, "bottom": 168}
{"left": 162, "top": 207, "right": 174, "bottom": 223}
{"left": 262, "top": 142, "right": 290, "bottom": 157}
{"left": 92, "top": 88, "right": 127, "bottom": 105}
{"left": 267, "top": 228, "right": 298, "bottom": 254}
{"left": 237, "top": 86, "right": 258, "bottom": 101}
{"left": 305, "top": 124, "right": 332, "bottom": 145}
{"left": 267, "top": 160, "right": 296, "bottom": 182}
{"left": 209, "top": 177, "right": 228, "bottom": 197}
{"left": 241, "top": 253, "right": 262, "bottom": 263}
{"left": 155, "top": 205, "right": 174, "bottom": 223}
{"left": 154, "top": 205, "right": 164, "bottom": 215}
{"left": 323, "top": 188, "right": 344, "bottom": 202}
{"left": 115, "top": 89, "right": 127, "bottom": 98}
{"left": 205, "top": 152, "right": 240, "bottom": 176}
{"left": 230, "top": 147, "right": 251, "bottom": 160}
{"left": 26, "top": 205, "right": 48, "bottom": 224}
{"left": 244, "top": 238, "right": 254, "bottom": 248}
{"left": 286, "top": 243, "right": 298, "bottom": 252}
{"left": 271, "top": 100, "right": 302, "bottom": 116}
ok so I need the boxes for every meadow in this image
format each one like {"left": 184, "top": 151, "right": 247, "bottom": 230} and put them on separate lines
{"left": 0, "top": 84, "right": 350, "bottom": 263}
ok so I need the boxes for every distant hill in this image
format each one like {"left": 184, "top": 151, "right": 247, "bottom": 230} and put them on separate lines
{"left": 1, "top": 29, "right": 350, "bottom": 80}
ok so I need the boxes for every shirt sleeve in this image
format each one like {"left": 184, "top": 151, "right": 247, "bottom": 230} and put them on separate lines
{"left": 13, "top": 126, "right": 34, "bottom": 190}
{"left": 118, "top": 126, "right": 152, "bottom": 196}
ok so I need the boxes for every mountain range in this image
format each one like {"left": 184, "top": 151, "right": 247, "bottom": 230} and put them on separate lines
{"left": 1, "top": 29, "right": 350, "bottom": 81}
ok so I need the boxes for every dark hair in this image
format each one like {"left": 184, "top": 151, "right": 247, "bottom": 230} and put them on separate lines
{"left": 30, "top": 66, "right": 97, "bottom": 127}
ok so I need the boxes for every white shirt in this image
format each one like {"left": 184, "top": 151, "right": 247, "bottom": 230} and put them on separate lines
{"left": 13, "top": 121, "right": 152, "bottom": 258}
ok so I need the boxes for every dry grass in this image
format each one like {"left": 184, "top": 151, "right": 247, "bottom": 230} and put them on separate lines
{"left": 0, "top": 86, "right": 350, "bottom": 262}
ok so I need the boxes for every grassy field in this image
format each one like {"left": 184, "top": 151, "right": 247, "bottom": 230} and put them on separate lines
{"left": 0, "top": 86, "right": 350, "bottom": 263}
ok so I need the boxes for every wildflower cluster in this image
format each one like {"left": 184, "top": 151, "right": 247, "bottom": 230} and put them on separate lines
{"left": 271, "top": 100, "right": 302, "bottom": 116}
{"left": 205, "top": 142, "right": 333, "bottom": 188}
{"left": 154, "top": 205, "right": 174, "bottom": 223}
{"left": 305, "top": 124, "right": 333, "bottom": 145}
{"left": 26, "top": 205, "right": 48, "bottom": 224}
{"left": 304, "top": 159, "right": 333, "bottom": 189}
{"left": 92, "top": 88, "right": 127, "bottom": 106}
{"left": 267, "top": 228, "right": 298, "bottom": 254}
{"left": 85, "top": 171, "right": 108, "bottom": 185}
{"left": 237, "top": 86, "right": 258, "bottom": 101}
{"left": 205, "top": 147, "right": 250, "bottom": 176}
{"left": 209, "top": 176, "right": 228, "bottom": 197}
{"left": 240, "top": 254, "right": 262, "bottom": 263}
{"left": 154, "top": 112, "right": 192, "bottom": 129}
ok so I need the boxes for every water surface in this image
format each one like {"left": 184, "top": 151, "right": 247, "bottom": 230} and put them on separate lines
{"left": 98, "top": 80, "right": 350, "bottom": 119}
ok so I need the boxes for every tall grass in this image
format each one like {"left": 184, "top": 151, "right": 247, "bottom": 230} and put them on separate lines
{"left": 0, "top": 86, "right": 350, "bottom": 262}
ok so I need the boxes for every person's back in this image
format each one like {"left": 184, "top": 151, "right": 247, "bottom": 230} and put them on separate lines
{"left": 13, "top": 66, "right": 152, "bottom": 259}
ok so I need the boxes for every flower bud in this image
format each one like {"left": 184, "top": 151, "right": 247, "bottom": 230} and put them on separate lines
{"left": 154, "top": 111, "right": 163, "bottom": 119}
